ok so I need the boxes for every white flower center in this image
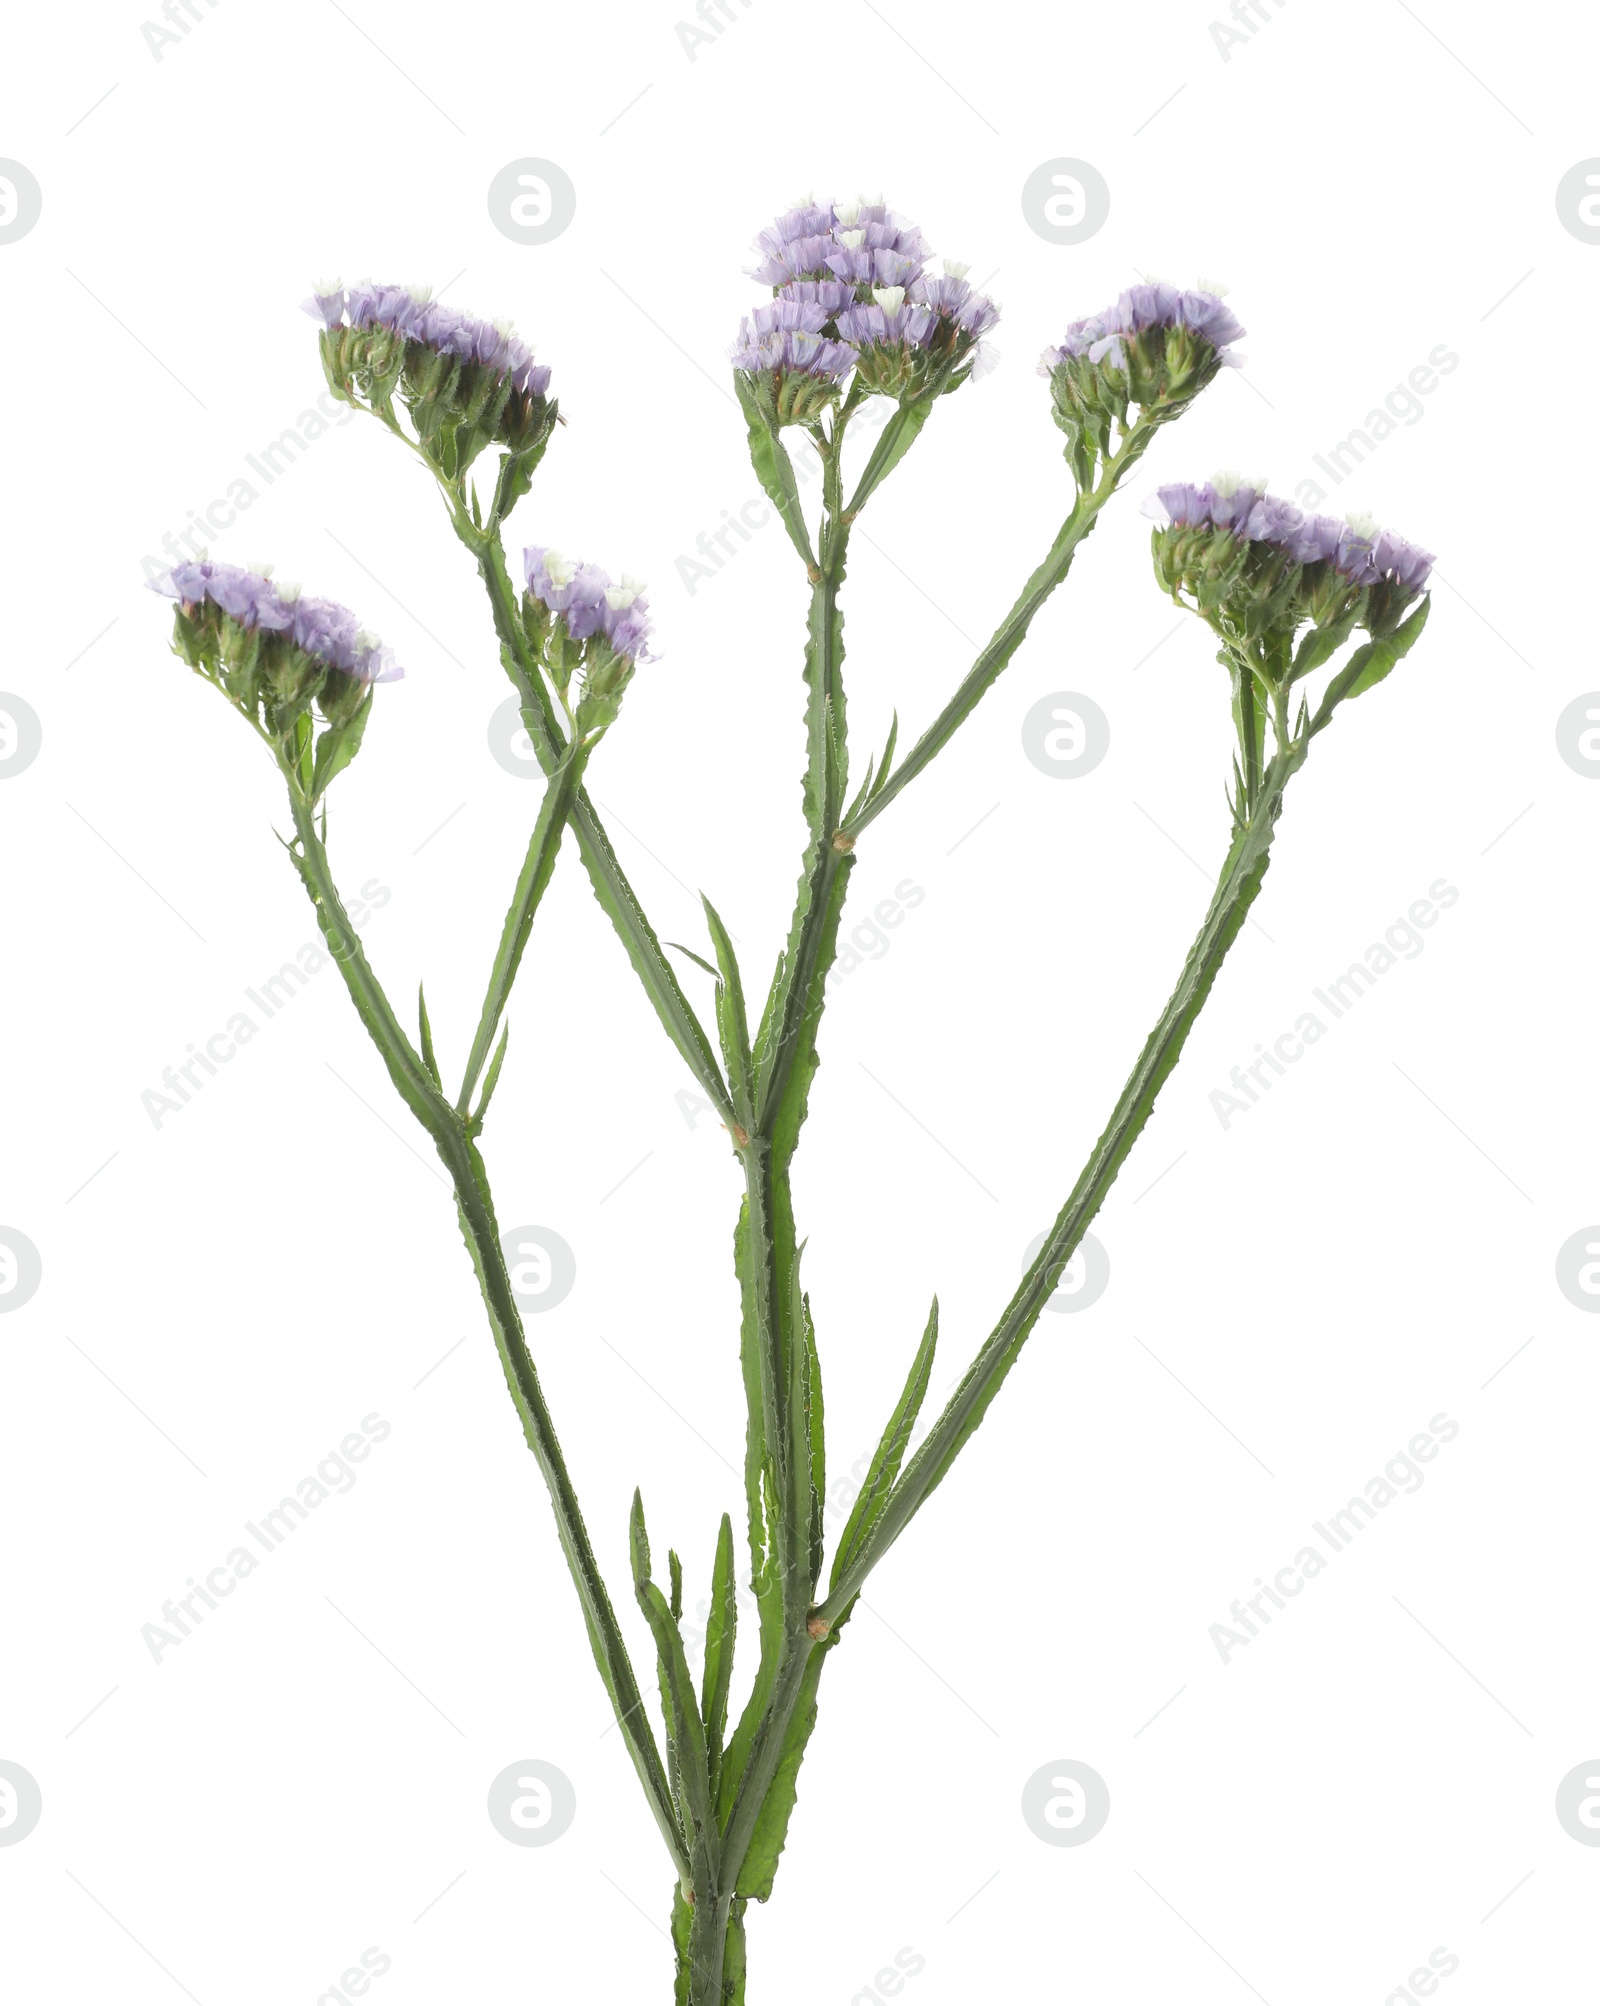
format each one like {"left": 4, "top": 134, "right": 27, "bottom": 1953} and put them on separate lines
{"left": 544, "top": 551, "right": 577, "bottom": 587}
{"left": 837, "top": 229, "right": 866, "bottom": 250}
{"left": 942, "top": 259, "right": 971, "bottom": 280}
{"left": 1345, "top": 510, "right": 1380, "bottom": 539}
{"left": 872, "top": 286, "right": 906, "bottom": 314}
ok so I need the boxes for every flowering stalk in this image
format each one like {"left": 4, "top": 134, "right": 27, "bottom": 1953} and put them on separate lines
{"left": 148, "top": 227, "right": 1437, "bottom": 2006}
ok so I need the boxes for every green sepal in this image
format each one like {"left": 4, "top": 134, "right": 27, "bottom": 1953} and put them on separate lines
{"left": 734, "top": 370, "right": 816, "bottom": 570}
{"left": 830, "top": 1298, "right": 938, "bottom": 1592}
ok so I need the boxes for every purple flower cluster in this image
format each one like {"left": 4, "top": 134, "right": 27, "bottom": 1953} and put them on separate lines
{"left": 1144, "top": 477, "right": 1435, "bottom": 590}
{"left": 731, "top": 197, "right": 1000, "bottom": 389}
{"left": 304, "top": 280, "right": 552, "bottom": 400}
{"left": 148, "top": 559, "right": 403, "bottom": 682}
{"left": 524, "top": 548, "right": 654, "bottom": 664}
{"left": 1040, "top": 282, "right": 1246, "bottom": 376}
{"left": 747, "top": 199, "right": 930, "bottom": 290}
{"left": 729, "top": 297, "right": 857, "bottom": 382}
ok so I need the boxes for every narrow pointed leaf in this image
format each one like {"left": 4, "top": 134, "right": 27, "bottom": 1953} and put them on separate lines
{"left": 472, "top": 1021, "right": 511, "bottom": 1123}
{"left": 667, "top": 940, "right": 721, "bottom": 981}
{"left": 844, "top": 394, "right": 935, "bottom": 515}
{"left": 869, "top": 709, "right": 900, "bottom": 798}
{"left": 309, "top": 690, "right": 372, "bottom": 803}
{"left": 1312, "top": 595, "right": 1432, "bottom": 733}
{"left": 630, "top": 1492, "right": 717, "bottom": 1874}
{"left": 830, "top": 1298, "right": 938, "bottom": 1591}
{"left": 700, "top": 1512, "right": 737, "bottom": 1800}
{"left": 703, "top": 896, "right": 754, "bottom": 1127}
{"left": 734, "top": 370, "right": 815, "bottom": 569}
{"left": 417, "top": 982, "right": 441, "bottom": 1087}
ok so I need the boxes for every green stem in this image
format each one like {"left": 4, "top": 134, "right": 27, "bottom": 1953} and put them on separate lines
{"left": 843, "top": 418, "right": 1158, "bottom": 840}
{"left": 464, "top": 522, "right": 738, "bottom": 1130}
{"left": 814, "top": 739, "right": 1306, "bottom": 1625}
{"left": 280, "top": 768, "right": 689, "bottom": 1882}
{"left": 457, "top": 741, "right": 588, "bottom": 1112}
{"left": 717, "top": 1630, "right": 816, "bottom": 1898}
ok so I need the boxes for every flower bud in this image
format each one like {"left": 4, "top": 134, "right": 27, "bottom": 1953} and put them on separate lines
{"left": 523, "top": 547, "right": 654, "bottom": 743}
{"left": 1040, "top": 283, "right": 1245, "bottom": 485}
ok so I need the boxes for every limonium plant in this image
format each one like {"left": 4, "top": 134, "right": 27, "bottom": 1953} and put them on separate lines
{"left": 149, "top": 196, "right": 1434, "bottom": 2004}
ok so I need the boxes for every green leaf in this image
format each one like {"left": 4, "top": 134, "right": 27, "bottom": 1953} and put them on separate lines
{"left": 630, "top": 1492, "right": 713, "bottom": 1865}
{"left": 1288, "top": 612, "right": 1358, "bottom": 685}
{"left": 309, "top": 689, "right": 372, "bottom": 803}
{"left": 787, "top": 1251, "right": 826, "bottom": 1593}
{"left": 700, "top": 1512, "right": 737, "bottom": 1801}
{"left": 703, "top": 896, "right": 754, "bottom": 1129}
{"left": 472, "top": 1022, "right": 511, "bottom": 1123}
{"left": 845, "top": 395, "right": 935, "bottom": 515}
{"left": 1310, "top": 595, "right": 1432, "bottom": 737}
{"left": 734, "top": 370, "right": 815, "bottom": 569}
{"left": 830, "top": 1298, "right": 938, "bottom": 1591}
{"left": 870, "top": 709, "right": 900, "bottom": 799}
{"left": 666, "top": 940, "right": 721, "bottom": 981}
{"left": 417, "top": 982, "right": 441, "bottom": 1088}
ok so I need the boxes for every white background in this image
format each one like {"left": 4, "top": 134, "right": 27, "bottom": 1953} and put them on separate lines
{"left": 2, "top": 2, "right": 1596, "bottom": 2000}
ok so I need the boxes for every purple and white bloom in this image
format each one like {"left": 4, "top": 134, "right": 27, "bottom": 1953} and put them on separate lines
{"left": 1374, "top": 526, "right": 1435, "bottom": 593}
{"left": 1144, "top": 478, "right": 1435, "bottom": 593}
{"left": 909, "top": 269, "right": 1001, "bottom": 339}
{"left": 833, "top": 298, "right": 937, "bottom": 349}
{"left": 306, "top": 280, "right": 553, "bottom": 399}
{"left": 1040, "top": 282, "right": 1246, "bottom": 376}
{"left": 304, "top": 277, "right": 346, "bottom": 330}
{"left": 735, "top": 199, "right": 998, "bottom": 411}
{"left": 524, "top": 547, "right": 655, "bottom": 663}
{"left": 730, "top": 296, "right": 858, "bottom": 380}
{"left": 148, "top": 559, "right": 404, "bottom": 682}
{"left": 746, "top": 198, "right": 932, "bottom": 293}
